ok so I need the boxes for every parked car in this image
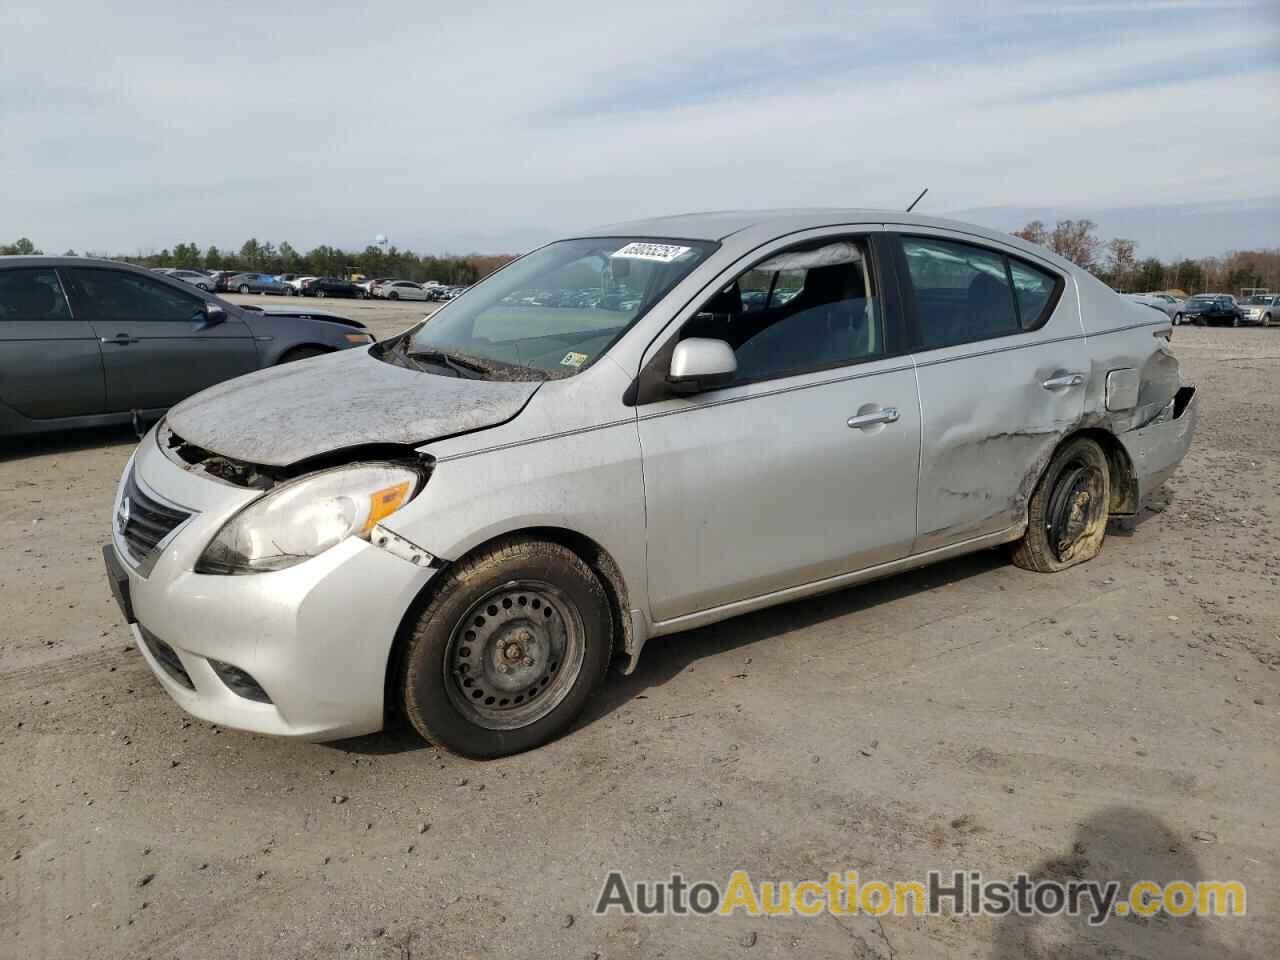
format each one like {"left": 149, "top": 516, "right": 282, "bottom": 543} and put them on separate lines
{"left": 301, "top": 277, "right": 364, "bottom": 299}
{"left": 167, "top": 269, "right": 215, "bottom": 292}
{"left": 226, "top": 273, "right": 290, "bottom": 296}
{"left": 0, "top": 256, "right": 374, "bottom": 438}
{"left": 370, "top": 278, "right": 409, "bottom": 299}
{"left": 1126, "top": 292, "right": 1184, "bottom": 323}
{"left": 1181, "top": 293, "right": 1243, "bottom": 326}
{"left": 380, "top": 280, "right": 429, "bottom": 301}
{"left": 288, "top": 276, "right": 317, "bottom": 295}
{"left": 357, "top": 277, "right": 389, "bottom": 298}
{"left": 209, "top": 270, "right": 239, "bottom": 292}
{"left": 102, "top": 210, "right": 1197, "bottom": 758}
{"left": 1238, "top": 294, "right": 1277, "bottom": 326}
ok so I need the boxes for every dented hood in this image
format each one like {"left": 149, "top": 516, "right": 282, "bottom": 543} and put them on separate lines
{"left": 165, "top": 347, "right": 541, "bottom": 467}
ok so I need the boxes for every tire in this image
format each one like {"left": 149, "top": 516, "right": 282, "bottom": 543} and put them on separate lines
{"left": 278, "top": 345, "right": 328, "bottom": 364}
{"left": 1232, "top": 314, "right": 1240, "bottom": 327}
{"left": 389, "top": 291, "right": 399, "bottom": 301}
{"left": 238, "top": 284, "right": 250, "bottom": 294}
{"left": 1264, "top": 313, "right": 1273, "bottom": 328}
{"left": 1012, "top": 436, "right": 1111, "bottom": 574}
{"left": 316, "top": 289, "right": 326, "bottom": 298}
{"left": 1172, "top": 313, "right": 1182, "bottom": 326}
{"left": 357, "top": 290, "right": 366, "bottom": 299}
{"left": 399, "top": 537, "right": 612, "bottom": 758}
{"left": 287, "top": 287, "right": 296, "bottom": 296}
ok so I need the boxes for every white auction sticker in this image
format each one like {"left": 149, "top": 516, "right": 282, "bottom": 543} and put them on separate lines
{"left": 611, "top": 242, "right": 692, "bottom": 263}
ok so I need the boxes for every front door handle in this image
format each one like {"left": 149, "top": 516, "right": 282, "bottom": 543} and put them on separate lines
{"left": 1042, "top": 373, "right": 1085, "bottom": 390}
{"left": 847, "top": 407, "right": 900, "bottom": 429}
{"left": 101, "top": 333, "right": 140, "bottom": 345}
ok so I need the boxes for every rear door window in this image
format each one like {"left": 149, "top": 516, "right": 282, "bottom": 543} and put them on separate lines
{"left": 900, "top": 236, "right": 1062, "bottom": 348}
{"left": 0, "top": 268, "right": 74, "bottom": 321}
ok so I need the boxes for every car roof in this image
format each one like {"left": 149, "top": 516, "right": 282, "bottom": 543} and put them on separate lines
{"left": 576, "top": 208, "right": 1082, "bottom": 273}
{"left": 0, "top": 255, "right": 193, "bottom": 275}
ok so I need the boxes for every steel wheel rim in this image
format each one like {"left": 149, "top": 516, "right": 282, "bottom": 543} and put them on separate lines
{"left": 1046, "top": 459, "right": 1104, "bottom": 562}
{"left": 443, "top": 579, "right": 586, "bottom": 731}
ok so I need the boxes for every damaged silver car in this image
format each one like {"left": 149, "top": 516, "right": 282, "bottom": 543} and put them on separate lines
{"left": 103, "top": 211, "right": 1198, "bottom": 757}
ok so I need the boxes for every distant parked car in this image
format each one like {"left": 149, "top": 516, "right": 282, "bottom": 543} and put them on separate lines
{"left": 1126, "top": 292, "right": 1185, "bottom": 323}
{"left": 167, "top": 269, "right": 215, "bottom": 292}
{"left": 1239, "top": 294, "right": 1277, "bottom": 327}
{"left": 380, "top": 280, "right": 429, "bottom": 301}
{"left": 288, "top": 276, "right": 317, "bottom": 295}
{"left": 302, "top": 277, "right": 364, "bottom": 299}
{"left": 226, "top": 273, "right": 290, "bottom": 296}
{"left": 0, "top": 256, "right": 374, "bottom": 437}
{"left": 208, "top": 271, "right": 238, "bottom": 292}
{"left": 357, "top": 277, "right": 389, "bottom": 298}
{"left": 1181, "top": 294, "right": 1242, "bottom": 327}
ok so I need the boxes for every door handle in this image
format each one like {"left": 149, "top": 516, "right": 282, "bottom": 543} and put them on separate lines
{"left": 101, "top": 334, "right": 140, "bottom": 345}
{"left": 847, "top": 407, "right": 900, "bottom": 429}
{"left": 1042, "top": 373, "right": 1085, "bottom": 390}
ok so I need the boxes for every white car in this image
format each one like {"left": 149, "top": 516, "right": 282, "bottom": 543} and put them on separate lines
{"left": 103, "top": 209, "right": 1199, "bottom": 758}
{"left": 164, "top": 269, "right": 215, "bottom": 292}
{"left": 380, "top": 280, "right": 429, "bottom": 301}
{"left": 289, "top": 276, "right": 317, "bottom": 295}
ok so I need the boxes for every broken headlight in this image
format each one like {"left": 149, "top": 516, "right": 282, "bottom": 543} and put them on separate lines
{"left": 196, "top": 463, "right": 423, "bottom": 574}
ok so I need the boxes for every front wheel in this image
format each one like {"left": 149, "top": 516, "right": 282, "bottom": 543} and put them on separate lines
{"left": 238, "top": 284, "right": 250, "bottom": 294}
{"left": 1172, "top": 313, "right": 1182, "bottom": 326}
{"left": 399, "top": 538, "right": 612, "bottom": 758}
{"left": 1012, "top": 436, "right": 1111, "bottom": 573}
{"left": 1263, "top": 313, "right": 1273, "bottom": 328}
{"left": 389, "top": 291, "right": 399, "bottom": 301}
{"left": 316, "top": 289, "right": 326, "bottom": 298}
{"left": 1232, "top": 314, "right": 1240, "bottom": 327}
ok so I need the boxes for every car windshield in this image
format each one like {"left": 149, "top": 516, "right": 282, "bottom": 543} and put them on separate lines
{"left": 384, "top": 237, "right": 716, "bottom": 380}
{"left": 1243, "top": 296, "right": 1270, "bottom": 304}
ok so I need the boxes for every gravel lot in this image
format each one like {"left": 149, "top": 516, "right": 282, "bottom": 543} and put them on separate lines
{"left": 1, "top": 326, "right": 1276, "bottom": 959}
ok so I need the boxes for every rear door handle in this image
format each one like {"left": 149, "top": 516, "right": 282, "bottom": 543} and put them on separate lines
{"left": 101, "top": 333, "right": 140, "bottom": 345}
{"left": 1042, "top": 373, "right": 1085, "bottom": 390}
{"left": 847, "top": 407, "right": 900, "bottom": 429}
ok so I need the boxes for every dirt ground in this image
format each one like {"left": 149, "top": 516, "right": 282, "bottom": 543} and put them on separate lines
{"left": 1, "top": 325, "right": 1276, "bottom": 959}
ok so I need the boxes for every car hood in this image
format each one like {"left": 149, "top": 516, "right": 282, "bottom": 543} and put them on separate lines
{"left": 165, "top": 347, "right": 542, "bottom": 467}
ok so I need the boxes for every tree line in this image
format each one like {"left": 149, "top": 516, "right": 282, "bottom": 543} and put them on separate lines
{"left": 1011, "top": 219, "right": 1278, "bottom": 296}
{"left": 0, "top": 237, "right": 515, "bottom": 286}
{"left": 4, "top": 227, "right": 1277, "bottom": 295}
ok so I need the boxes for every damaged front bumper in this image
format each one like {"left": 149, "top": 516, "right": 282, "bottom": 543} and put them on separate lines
{"left": 1118, "top": 385, "right": 1198, "bottom": 505}
{"left": 107, "top": 433, "right": 438, "bottom": 741}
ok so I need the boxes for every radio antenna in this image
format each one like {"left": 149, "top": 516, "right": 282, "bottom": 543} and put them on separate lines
{"left": 906, "top": 188, "right": 928, "bottom": 212}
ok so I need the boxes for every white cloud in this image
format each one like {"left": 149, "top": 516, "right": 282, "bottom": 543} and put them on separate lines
{"left": 2, "top": 0, "right": 1277, "bottom": 253}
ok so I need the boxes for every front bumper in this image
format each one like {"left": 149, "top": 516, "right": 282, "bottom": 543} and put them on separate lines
{"left": 107, "top": 431, "right": 437, "bottom": 740}
{"left": 1118, "top": 385, "right": 1198, "bottom": 503}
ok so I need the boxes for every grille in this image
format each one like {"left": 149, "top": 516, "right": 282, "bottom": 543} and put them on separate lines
{"left": 139, "top": 625, "right": 194, "bottom": 690}
{"left": 119, "top": 469, "right": 190, "bottom": 563}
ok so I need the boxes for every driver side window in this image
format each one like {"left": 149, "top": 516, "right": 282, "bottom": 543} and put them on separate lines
{"left": 681, "top": 236, "right": 883, "bottom": 384}
{"left": 68, "top": 268, "right": 203, "bottom": 322}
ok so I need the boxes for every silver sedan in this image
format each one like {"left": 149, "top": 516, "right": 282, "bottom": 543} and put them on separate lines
{"left": 104, "top": 210, "right": 1198, "bottom": 757}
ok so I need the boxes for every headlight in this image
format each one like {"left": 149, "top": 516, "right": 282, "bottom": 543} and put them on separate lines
{"left": 196, "top": 463, "right": 423, "bottom": 574}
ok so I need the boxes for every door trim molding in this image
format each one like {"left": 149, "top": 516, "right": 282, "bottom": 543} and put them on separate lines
{"left": 648, "top": 523, "right": 1024, "bottom": 638}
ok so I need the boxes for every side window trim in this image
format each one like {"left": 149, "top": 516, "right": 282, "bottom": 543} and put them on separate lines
{"left": 887, "top": 232, "right": 1065, "bottom": 353}
{"left": 629, "top": 230, "right": 908, "bottom": 405}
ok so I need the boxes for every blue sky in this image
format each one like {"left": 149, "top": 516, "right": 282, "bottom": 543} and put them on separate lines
{"left": 2, "top": 0, "right": 1277, "bottom": 258}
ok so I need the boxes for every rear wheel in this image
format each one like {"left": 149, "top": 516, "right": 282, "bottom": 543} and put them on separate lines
{"left": 389, "top": 291, "right": 400, "bottom": 301}
{"left": 399, "top": 537, "right": 612, "bottom": 758}
{"left": 316, "top": 289, "right": 326, "bottom": 298}
{"left": 238, "top": 284, "right": 250, "bottom": 294}
{"left": 1012, "top": 437, "right": 1111, "bottom": 573}
{"left": 1172, "top": 313, "right": 1182, "bottom": 326}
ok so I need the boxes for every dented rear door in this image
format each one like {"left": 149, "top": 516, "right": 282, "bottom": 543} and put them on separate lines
{"left": 886, "top": 228, "right": 1088, "bottom": 553}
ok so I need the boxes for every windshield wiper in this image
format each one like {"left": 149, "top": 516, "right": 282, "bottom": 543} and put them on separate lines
{"left": 404, "top": 348, "right": 487, "bottom": 379}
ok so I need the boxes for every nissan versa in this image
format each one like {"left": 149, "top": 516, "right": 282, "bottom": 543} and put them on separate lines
{"left": 104, "top": 211, "right": 1198, "bottom": 757}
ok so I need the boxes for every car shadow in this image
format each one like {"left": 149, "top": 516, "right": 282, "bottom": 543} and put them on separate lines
{"left": 578, "top": 546, "right": 1010, "bottom": 729}
{"left": 0, "top": 425, "right": 140, "bottom": 463}
{"left": 326, "top": 547, "right": 1012, "bottom": 758}
{"left": 991, "top": 805, "right": 1251, "bottom": 959}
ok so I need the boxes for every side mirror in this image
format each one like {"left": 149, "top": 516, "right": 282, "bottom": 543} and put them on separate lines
{"left": 202, "top": 302, "right": 226, "bottom": 326}
{"left": 667, "top": 338, "right": 736, "bottom": 393}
